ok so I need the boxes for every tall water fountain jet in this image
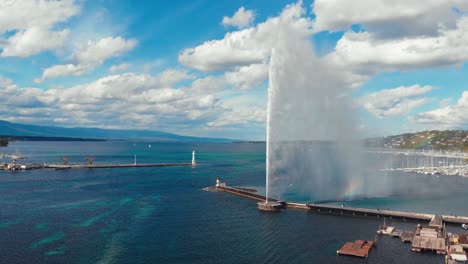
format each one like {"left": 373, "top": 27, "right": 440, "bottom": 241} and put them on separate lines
{"left": 258, "top": 49, "right": 283, "bottom": 212}
{"left": 266, "top": 48, "right": 275, "bottom": 202}
{"left": 262, "top": 28, "right": 390, "bottom": 203}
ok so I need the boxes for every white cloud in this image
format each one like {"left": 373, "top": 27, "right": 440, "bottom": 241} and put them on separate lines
{"left": 361, "top": 85, "right": 433, "bottom": 118}
{"left": 179, "top": 2, "right": 312, "bottom": 72}
{"left": 0, "top": 75, "right": 13, "bottom": 87}
{"left": 207, "top": 94, "right": 266, "bottom": 127}
{"left": 225, "top": 63, "right": 268, "bottom": 90}
{"left": 439, "top": 98, "right": 453, "bottom": 107}
{"left": 48, "top": 72, "right": 222, "bottom": 130}
{"left": 1, "top": 27, "right": 69, "bottom": 57}
{"left": 312, "top": 0, "right": 468, "bottom": 37}
{"left": 0, "top": 0, "right": 79, "bottom": 33}
{"left": 35, "top": 64, "right": 89, "bottom": 83}
{"left": 326, "top": 16, "right": 468, "bottom": 81}
{"left": 313, "top": 1, "right": 468, "bottom": 90}
{"left": 0, "top": 0, "right": 79, "bottom": 57}
{"left": 0, "top": 76, "right": 53, "bottom": 109}
{"left": 154, "top": 69, "right": 193, "bottom": 87}
{"left": 412, "top": 91, "right": 468, "bottom": 128}
{"left": 36, "top": 36, "right": 137, "bottom": 82}
{"left": 109, "top": 63, "right": 130, "bottom": 73}
{"left": 56, "top": 74, "right": 155, "bottom": 103}
{"left": 187, "top": 75, "right": 226, "bottom": 95}
{"left": 222, "top": 7, "right": 255, "bottom": 29}
{"left": 208, "top": 105, "right": 265, "bottom": 127}
{"left": 75, "top": 37, "right": 137, "bottom": 65}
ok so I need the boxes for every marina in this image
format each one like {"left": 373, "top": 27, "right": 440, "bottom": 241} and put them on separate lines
{"left": 385, "top": 165, "right": 468, "bottom": 177}
{"left": 368, "top": 149, "right": 468, "bottom": 160}
{"left": 377, "top": 149, "right": 468, "bottom": 176}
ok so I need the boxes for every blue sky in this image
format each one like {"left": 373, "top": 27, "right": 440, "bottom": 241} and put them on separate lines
{"left": 0, "top": 0, "right": 467, "bottom": 140}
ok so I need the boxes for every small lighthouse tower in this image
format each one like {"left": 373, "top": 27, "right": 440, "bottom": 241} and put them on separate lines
{"left": 192, "top": 150, "right": 196, "bottom": 166}
{"left": 215, "top": 177, "right": 225, "bottom": 188}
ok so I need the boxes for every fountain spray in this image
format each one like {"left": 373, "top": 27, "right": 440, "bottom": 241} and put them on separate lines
{"left": 258, "top": 49, "right": 282, "bottom": 211}
{"left": 265, "top": 48, "right": 274, "bottom": 203}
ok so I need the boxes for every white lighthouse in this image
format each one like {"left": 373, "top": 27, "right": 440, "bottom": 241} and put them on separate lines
{"left": 192, "top": 150, "right": 196, "bottom": 166}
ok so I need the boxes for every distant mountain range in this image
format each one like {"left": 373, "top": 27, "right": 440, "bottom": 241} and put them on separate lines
{"left": 0, "top": 120, "right": 233, "bottom": 142}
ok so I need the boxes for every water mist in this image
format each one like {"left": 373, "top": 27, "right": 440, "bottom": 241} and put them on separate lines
{"left": 265, "top": 32, "right": 386, "bottom": 202}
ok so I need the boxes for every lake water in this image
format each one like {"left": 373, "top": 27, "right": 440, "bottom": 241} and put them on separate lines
{"left": 1, "top": 141, "right": 467, "bottom": 263}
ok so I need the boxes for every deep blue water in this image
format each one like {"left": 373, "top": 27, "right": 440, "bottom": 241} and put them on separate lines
{"left": 1, "top": 141, "right": 467, "bottom": 264}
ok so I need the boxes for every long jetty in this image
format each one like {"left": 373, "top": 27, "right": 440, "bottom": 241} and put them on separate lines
{"left": 216, "top": 186, "right": 280, "bottom": 202}
{"left": 2, "top": 151, "right": 199, "bottom": 171}
{"left": 45, "top": 163, "right": 192, "bottom": 169}
{"left": 2, "top": 162, "right": 193, "bottom": 171}
{"left": 214, "top": 186, "right": 468, "bottom": 224}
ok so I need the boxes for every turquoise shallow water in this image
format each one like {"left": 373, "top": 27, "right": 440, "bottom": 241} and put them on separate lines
{"left": 0, "top": 141, "right": 467, "bottom": 263}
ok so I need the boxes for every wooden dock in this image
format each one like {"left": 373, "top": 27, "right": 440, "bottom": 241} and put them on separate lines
{"left": 213, "top": 185, "right": 468, "bottom": 225}
{"left": 401, "top": 231, "right": 415, "bottom": 242}
{"left": 411, "top": 217, "right": 448, "bottom": 254}
{"left": 337, "top": 240, "right": 374, "bottom": 258}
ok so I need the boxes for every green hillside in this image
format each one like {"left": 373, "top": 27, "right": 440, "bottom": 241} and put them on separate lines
{"left": 365, "top": 130, "right": 468, "bottom": 152}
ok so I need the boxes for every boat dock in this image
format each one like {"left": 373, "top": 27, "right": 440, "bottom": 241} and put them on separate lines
{"left": 337, "top": 240, "right": 375, "bottom": 258}
{"left": 401, "top": 231, "right": 415, "bottom": 242}
{"left": 212, "top": 185, "right": 468, "bottom": 225}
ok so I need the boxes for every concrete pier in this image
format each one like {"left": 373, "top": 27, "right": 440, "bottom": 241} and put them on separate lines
{"left": 213, "top": 185, "right": 468, "bottom": 225}
{"left": 2, "top": 162, "right": 193, "bottom": 171}
{"left": 306, "top": 203, "right": 435, "bottom": 221}
{"left": 215, "top": 186, "right": 280, "bottom": 203}
{"left": 45, "top": 163, "right": 193, "bottom": 169}
{"left": 258, "top": 201, "right": 283, "bottom": 211}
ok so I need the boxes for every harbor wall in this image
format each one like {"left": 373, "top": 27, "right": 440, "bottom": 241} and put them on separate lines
{"left": 214, "top": 186, "right": 468, "bottom": 224}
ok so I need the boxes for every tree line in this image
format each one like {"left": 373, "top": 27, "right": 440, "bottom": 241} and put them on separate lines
{"left": 0, "top": 138, "right": 8, "bottom": 147}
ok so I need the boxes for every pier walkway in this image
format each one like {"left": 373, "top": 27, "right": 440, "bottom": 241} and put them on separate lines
{"left": 215, "top": 186, "right": 279, "bottom": 202}
{"left": 2, "top": 162, "right": 193, "bottom": 171}
{"left": 44, "top": 163, "right": 192, "bottom": 169}
{"left": 213, "top": 186, "right": 468, "bottom": 225}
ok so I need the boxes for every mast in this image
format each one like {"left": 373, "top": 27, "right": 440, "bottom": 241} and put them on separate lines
{"left": 431, "top": 147, "right": 434, "bottom": 168}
